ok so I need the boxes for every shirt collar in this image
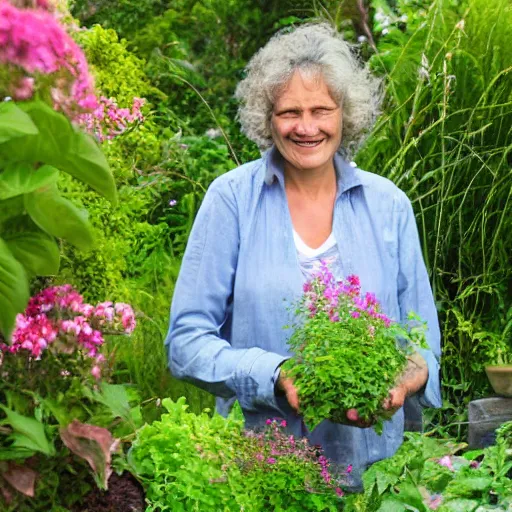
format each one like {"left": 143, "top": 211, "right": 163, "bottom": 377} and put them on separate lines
{"left": 263, "top": 145, "right": 363, "bottom": 198}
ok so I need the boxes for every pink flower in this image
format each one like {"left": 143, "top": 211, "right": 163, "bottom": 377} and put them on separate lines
{"left": 0, "top": 1, "right": 97, "bottom": 117}
{"left": 90, "top": 365, "right": 101, "bottom": 380}
{"left": 346, "top": 464, "right": 353, "bottom": 474}
{"left": 266, "top": 419, "right": 272, "bottom": 425}
{"left": 266, "top": 457, "right": 276, "bottom": 464}
{"left": 438, "top": 456, "right": 454, "bottom": 472}
{"left": 335, "top": 487, "right": 344, "bottom": 497}
{"left": 280, "top": 420, "right": 287, "bottom": 428}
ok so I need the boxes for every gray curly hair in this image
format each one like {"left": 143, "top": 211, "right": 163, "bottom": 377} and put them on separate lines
{"left": 235, "top": 23, "right": 382, "bottom": 158}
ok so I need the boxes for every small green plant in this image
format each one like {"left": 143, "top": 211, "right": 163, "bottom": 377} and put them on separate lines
{"left": 129, "top": 398, "right": 345, "bottom": 511}
{"left": 282, "top": 263, "right": 427, "bottom": 434}
{"left": 347, "top": 430, "right": 512, "bottom": 511}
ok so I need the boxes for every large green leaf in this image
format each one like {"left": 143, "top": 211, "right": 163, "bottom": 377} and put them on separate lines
{"left": 0, "top": 101, "right": 117, "bottom": 204}
{"left": 24, "top": 183, "right": 94, "bottom": 251}
{"left": 0, "top": 102, "right": 38, "bottom": 144}
{"left": 0, "top": 196, "right": 25, "bottom": 229}
{"left": 65, "top": 129, "right": 117, "bottom": 205}
{"left": 4, "top": 230, "right": 60, "bottom": 277}
{"left": 0, "top": 406, "right": 55, "bottom": 456}
{"left": 0, "top": 238, "right": 29, "bottom": 339}
{"left": 0, "top": 162, "right": 59, "bottom": 200}
{"left": 0, "top": 101, "right": 74, "bottom": 165}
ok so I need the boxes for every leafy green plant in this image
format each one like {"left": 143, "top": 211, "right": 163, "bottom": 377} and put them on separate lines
{"left": 347, "top": 430, "right": 512, "bottom": 512}
{"left": 129, "top": 398, "right": 345, "bottom": 511}
{"left": 282, "top": 264, "right": 426, "bottom": 433}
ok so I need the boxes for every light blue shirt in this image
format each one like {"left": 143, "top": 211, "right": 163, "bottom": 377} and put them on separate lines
{"left": 166, "top": 147, "right": 441, "bottom": 489}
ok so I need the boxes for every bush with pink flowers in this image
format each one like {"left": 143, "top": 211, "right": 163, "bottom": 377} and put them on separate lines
{"left": 0, "top": 284, "right": 142, "bottom": 510}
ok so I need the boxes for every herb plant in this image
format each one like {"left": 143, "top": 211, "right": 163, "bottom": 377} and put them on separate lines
{"left": 282, "top": 263, "right": 427, "bottom": 433}
{"left": 129, "top": 398, "right": 346, "bottom": 511}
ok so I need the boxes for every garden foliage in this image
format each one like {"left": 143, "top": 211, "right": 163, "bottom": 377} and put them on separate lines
{"left": 129, "top": 397, "right": 345, "bottom": 511}
{"left": 355, "top": 0, "right": 512, "bottom": 431}
{"left": 283, "top": 264, "right": 427, "bottom": 433}
{"left": 344, "top": 425, "right": 512, "bottom": 511}
{"left": 0, "top": 285, "right": 141, "bottom": 511}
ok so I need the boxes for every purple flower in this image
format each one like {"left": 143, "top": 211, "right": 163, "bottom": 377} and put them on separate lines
{"left": 266, "top": 457, "right": 276, "bottom": 464}
{"left": 169, "top": 199, "right": 177, "bottom": 207}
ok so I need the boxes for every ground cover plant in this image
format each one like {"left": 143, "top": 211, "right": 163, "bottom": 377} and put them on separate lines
{"left": 129, "top": 397, "right": 346, "bottom": 511}
{"left": 343, "top": 422, "right": 512, "bottom": 511}
{"left": 282, "top": 263, "right": 427, "bottom": 433}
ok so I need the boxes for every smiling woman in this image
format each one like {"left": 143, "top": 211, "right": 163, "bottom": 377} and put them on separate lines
{"left": 166, "top": 23, "right": 442, "bottom": 491}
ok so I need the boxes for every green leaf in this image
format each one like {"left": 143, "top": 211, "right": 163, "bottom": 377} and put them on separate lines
{"left": 376, "top": 497, "right": 408, "bottom": 511}
{"left": 0, "top": 102, "right": 38, "bottom": 144}
{"left": 94, "top": 383, "right": 133, "bottom": 423}
{"left": 4, "top": 230, "right": 60, "bottom": 277}
{"left": 0, "top": 238, "right": 29, "bottom": 339}
{"left": 0, "top": 196, "right": 25, "bottom": 230}
{"left": 0, "top": 406, "right": 55, "bottom": 456}
{"left": 24, "top": 182, "right": 94, "bottom": 251}
{"left": 0, "top": 100, "right": 73, "bottom": 164}
{"left": 0, "top": 101, "right": 116, "bottom": 204}
{"left": 0, "top": 162, "right": 59, "bottom": 200}
{"left": 438, "top": 498, "right": 480, "bottom": 511}
{"left": 65, "top": 129, "right": 117, "bottom": 205}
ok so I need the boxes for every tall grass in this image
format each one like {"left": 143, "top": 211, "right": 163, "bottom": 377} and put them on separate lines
{"left": 354, "top": 0, "right": 512, "bottom": 435}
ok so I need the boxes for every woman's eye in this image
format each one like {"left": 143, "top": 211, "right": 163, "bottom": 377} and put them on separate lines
{"left": 314, "top": 108, "right": 331, "bottom": 115}
{"left": 281, "top": 111, "right": 300, "bottom": 118}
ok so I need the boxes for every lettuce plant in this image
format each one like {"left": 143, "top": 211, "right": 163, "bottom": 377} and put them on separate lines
{"left": 282, "top": 262, "right": 427, "bottom": 433}
{"left": 129, "top": 398, "right": 346, "bottom": 511}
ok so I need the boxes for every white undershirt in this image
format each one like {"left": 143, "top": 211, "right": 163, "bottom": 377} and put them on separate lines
{"left": 292, "top": 230, "right": 336, "bottom": 257}
{"left": 292, "top": 230, "right": 342, "bottom": 280}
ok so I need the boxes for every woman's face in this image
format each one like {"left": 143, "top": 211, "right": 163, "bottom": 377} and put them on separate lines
{"left": 270, "top": 70, "right": 342, "bottom": 175}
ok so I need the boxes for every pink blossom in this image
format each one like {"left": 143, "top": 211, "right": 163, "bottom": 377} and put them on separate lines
{"left": 90, "top": 365, "right": 101, "bottom": 379}
{"left": 438, "top": 455, "right": 454, "bottom": 472}
{"left": 346, "top": 464, "right": 353, "bottom": 474}
{"left": 266, "top": 457, "right": 276, "bottom": 464}
{"left": 266, "top": 419, "right": 272, "bottom": 425}
{"left": 0, "top": 1, "right": 97, "bottom": 116}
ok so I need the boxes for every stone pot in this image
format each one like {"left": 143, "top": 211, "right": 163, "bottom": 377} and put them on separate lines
{"left": 485, "top": 365, "right": 512, "bottom": 397}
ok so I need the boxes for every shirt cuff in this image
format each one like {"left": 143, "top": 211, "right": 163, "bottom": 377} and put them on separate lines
{"left": 230, "top": 348, "right": 288, "bottom": 412}
{"left": 415, "top": 348, "right": 442, "bottom": 408}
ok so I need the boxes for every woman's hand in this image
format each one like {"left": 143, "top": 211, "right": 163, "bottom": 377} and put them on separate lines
{"left": 382, "top": 351, "right": 428, "bottom": 415}
{"left": 276, "top": 371, "right": 300, "bottom": 411}
{"left": 345, "top": 352, "right": 429, "bottom": 427}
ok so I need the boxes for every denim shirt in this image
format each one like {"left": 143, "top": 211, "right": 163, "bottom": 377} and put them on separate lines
{"left": 166, "top": 147, "right": 441, "bottom": 489}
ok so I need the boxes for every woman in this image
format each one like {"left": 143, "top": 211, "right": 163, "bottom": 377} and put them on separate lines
{"left": 166, "top": 23, "right": 441, "bottom": 489}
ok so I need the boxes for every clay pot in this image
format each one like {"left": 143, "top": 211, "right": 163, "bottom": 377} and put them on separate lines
{"left": 485, "top": 365, "right": 512, "bottom": 397}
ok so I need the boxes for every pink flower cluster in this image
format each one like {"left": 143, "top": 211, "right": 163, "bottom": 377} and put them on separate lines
{"left": 76, "top": 96, "right": 145, "bottom": 142}
{"left": 3, "top": 285, "right": 136, "bottom": 379}
{"left": 301, "top": 262, "right": 392, "bottom": 334}
{"left": 243, "top": 418, "right": 347, "bottom": 498}
{"left": 0, "top": 0, "right": 97, "bottom": 115}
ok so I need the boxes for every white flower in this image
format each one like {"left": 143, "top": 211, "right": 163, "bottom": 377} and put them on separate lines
{"left": 205, "top": 127, "right": 222, "bottom": 139}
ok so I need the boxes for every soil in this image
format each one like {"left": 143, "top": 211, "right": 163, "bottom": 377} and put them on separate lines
{"left": 73, "top": 472, "right": 145, "bottom": 512}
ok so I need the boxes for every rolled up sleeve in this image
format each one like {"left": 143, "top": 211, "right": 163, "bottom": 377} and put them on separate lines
{"left": 396, "top": 192, "right": 442, "bottom": 408}
{"left": 166, "top": 178, "right": 286, "bottom": 412}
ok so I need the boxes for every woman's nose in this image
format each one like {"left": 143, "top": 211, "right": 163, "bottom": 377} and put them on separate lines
{"left": 295, "top": 114, "right": 318, "bottom": 136}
